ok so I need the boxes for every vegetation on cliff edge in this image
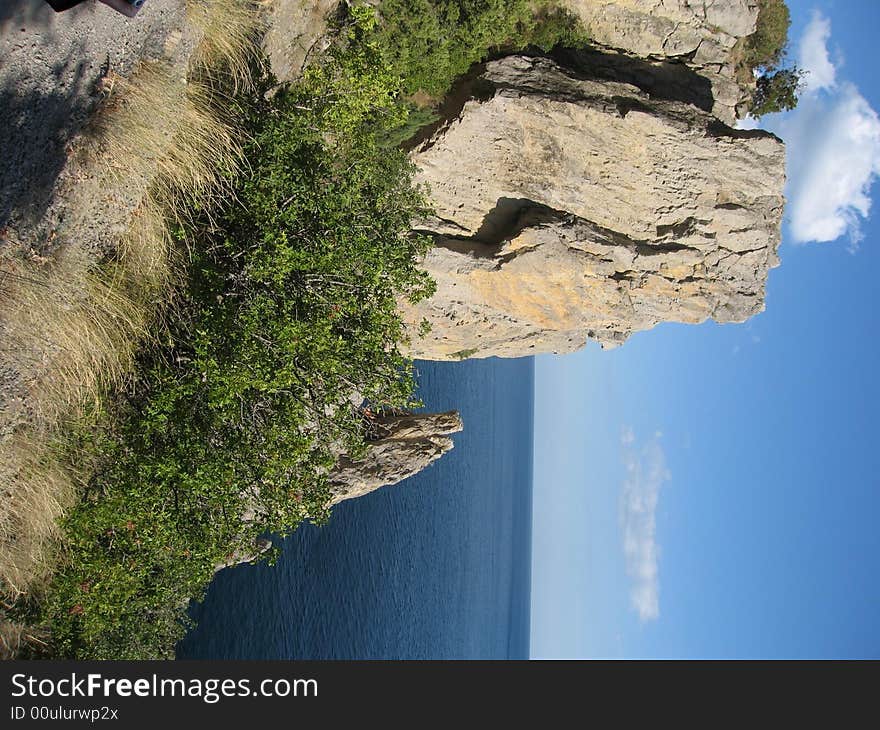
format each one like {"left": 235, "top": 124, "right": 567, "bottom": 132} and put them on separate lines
{"left": 369, "top": 0, "right": 588, "bottom": 141}
{"left": 11, "top": 1, "right": 592, "bottom": 660}
{"left": 742, "top": 0, "right": 804, "bottom": 117}
{"left": 372, "top": 0, "right": 587, "bottom": 98}
{"left": 17, "top": 6, "right": 433, "bottom": 659}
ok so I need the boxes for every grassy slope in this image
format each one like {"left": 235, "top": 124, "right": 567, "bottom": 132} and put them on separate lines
{"left": 16, "top": 7, "right": 430, "bottom": 659}
{"left": 0, "top": 0, "right": 262, "bottom": 658}
{"left": 8, "top": 1, "right": 592, "bottom": 660}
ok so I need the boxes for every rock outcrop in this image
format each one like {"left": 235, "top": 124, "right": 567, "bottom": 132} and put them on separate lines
{"left": 562, "top": 0, "right": 759, "bottom": 123}
{"left": 214, "top": 537, "right": 273, "bottom": 573}
{"left": 403, "top": 51, "right": 784, "bottom": 359}
{"left": 328, "top": 410, "right": 463, "bottom": 505}
{"left": 214, "top": 410, "right": 462, "bottom": 572}
{"left": 262, "top": 0, "right": 338, "bottom": 84}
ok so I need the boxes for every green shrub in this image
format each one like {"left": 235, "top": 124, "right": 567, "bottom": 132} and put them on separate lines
{"left": 738, "top": 1, "right": 802, "bottom": 117}
{"left": 31, "top": 5, "right": 434, "bottom": 659}
{"left": 750, "top": 66, "right": 804, "bottom": 116}
{"left": 370, "top": 0, "right": 588, "bottom": 99}
{"left": 742, "top": 0, "right": 791, "bottom": 71}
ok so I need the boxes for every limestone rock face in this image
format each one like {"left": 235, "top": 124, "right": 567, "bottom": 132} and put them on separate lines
{"left": 262, "top": 0, "right": 338, "bottom": 83}
{"left": 561, "top": 0, "right": 759, "bottom": 123}
{"left": 328, "top": 411, "right": 463, "bottom": 504}
{"left": 403, "top": 54, "right": 784, "bottom": 359}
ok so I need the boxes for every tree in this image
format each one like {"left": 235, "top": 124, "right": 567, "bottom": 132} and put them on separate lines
{"left": 750, "top": 66, "right": 804, "bottom": 117}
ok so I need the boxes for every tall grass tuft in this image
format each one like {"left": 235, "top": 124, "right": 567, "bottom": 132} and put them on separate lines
{"left": 0, "top": 0, "right": 263, "bottom": 606}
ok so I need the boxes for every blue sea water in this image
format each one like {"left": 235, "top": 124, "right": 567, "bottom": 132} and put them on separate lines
{"left": 177, "top": 357, "right": 535, "bottom": 660}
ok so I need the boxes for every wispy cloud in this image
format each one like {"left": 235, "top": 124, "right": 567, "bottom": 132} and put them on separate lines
{"left": 798, "top": 10, "right": 836, "bottom": 93}
{"left": 767, "top": 11, "right": 880, "bottom": 248}
{"left": 619, "top": 428, "right": 670, "bottom": 622}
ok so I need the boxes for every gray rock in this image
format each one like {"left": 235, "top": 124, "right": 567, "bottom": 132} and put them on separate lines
{"left": 561, "top": 0, "right": 760, "bottom": 123}
{"left": 261, "top": 0, "right": 338, "bottom": 83}
{"left": 403, "top": 54, "right": 784, "bottom": 359}
{"left": 214, "top": 537, "right": 273, "bottom": 573}
{"left": 328, "top": 410, "right": 463, "bottom": 504}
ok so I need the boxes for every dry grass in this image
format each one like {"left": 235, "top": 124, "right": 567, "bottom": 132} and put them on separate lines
{"left": 0, "top": 616, "right": 51, "bottom": 659}
{"left": 0, "top": 431, "right": 78, "bottom": 599}
{"left": 1, "top": 248, "right": 153, "bottom": 426}
{"left": 188, "top": 0, "right": 269, "bottom": 93}
{"left": 93, "top": 65, "right": 245, "bottom": 223}
{"left": 117, "top": 196, "right": 178, "bottom": 295}
{"left": 0, "top": 0, "right": 264, "bottom": 608}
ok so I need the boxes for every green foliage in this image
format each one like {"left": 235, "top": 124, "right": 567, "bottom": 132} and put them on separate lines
{"left": 377, "top": 103, "right": 441, "bottom": 149}
{"left": 738, "top": 1, "right": 801, "bottom": 117}
{"left": 452, "top": 348, "right": 479, "bottom": 360}
{"left": 369, "top": 0, "right": 589, "bottom": 98}
{"left": 24, "top": 1, "right": 591, "bottom": 660}
{"left": 750, "top": 66, "right": 804, "bottom": 117}
{"left": 742, "top": 0, "right": 792, "bottom": 71}
{"left": 30, "top": 5, "right": 434, "bottom": 660}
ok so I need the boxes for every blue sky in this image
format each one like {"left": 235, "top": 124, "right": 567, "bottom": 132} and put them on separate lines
{"left": 531, "top": 0, "right": 880, "bottom": 658}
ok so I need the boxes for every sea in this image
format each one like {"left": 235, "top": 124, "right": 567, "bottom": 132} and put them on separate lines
{"left": 177, "top": 357, "right": 535, "bottom": 660}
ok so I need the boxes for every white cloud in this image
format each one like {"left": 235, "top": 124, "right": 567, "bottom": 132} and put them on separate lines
{"left": 781, "top": 82, "right": 880, "bottom": 246}
{"left": 762, "top": 12, "right": 880, "bottom": 247}
{"left": 619, "top": 428, "right": 670, "bottom": 622}
{"left": 798, "top": 11, "right": 836, "bottom": 93}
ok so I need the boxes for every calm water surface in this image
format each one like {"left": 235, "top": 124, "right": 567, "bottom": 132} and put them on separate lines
{"left": 178, "top": 357, "right": 534, "bottom": 659}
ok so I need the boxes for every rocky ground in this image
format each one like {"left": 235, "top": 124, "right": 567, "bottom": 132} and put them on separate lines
{"left": 0, "top": 0, "right": 192, "bottom": 245}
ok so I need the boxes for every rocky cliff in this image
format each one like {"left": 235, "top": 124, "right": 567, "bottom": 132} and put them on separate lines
{"left": 403, "top": 5, "right": 784, "bottom": 360}
{"left": 213, "top": 410, "right": 462, "bottom": 572}
{"left": 562, "top": 0, "right": 760, "bottom": 123}
{"left": 328, "top": 410, "right": 464, "bottom": 505}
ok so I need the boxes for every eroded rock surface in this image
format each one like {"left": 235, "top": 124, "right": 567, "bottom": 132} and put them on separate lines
{"left": 562, "top": 0, "right": 759, "bottom": 122}
{"left": 328, "top": 410, "right": 463, "bottom": 504}
{"left": 213, "top": 411, "right": 462, "bottom": 573}
{"left": 262, "top": 0, "right": 337, "bottom": 83}
{"left": 404, "top": 54, "right": 784, "bottom": 359}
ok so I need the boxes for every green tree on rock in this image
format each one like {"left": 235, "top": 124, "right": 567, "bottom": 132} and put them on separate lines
{"left": 751, "top": 66, "right": 805, "bottom": 117}
{"left": 740, "top": 0, "right": 803, "bottom": 118}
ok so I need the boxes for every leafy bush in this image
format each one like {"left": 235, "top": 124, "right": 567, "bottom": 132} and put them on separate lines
{"left": 31, "top": 6, "right": 434, "bottom": 659}
{"left": 370, "top": 0, "right": 588, "bottom": 98}
{"left": 737, "top": 1, "right": 802, "bottom": 118}
{"left": 742, "top": 0, "right": 791, "bottom": 71}
{"left": 751, "top": 66, "right": 804, "bottom": 116}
